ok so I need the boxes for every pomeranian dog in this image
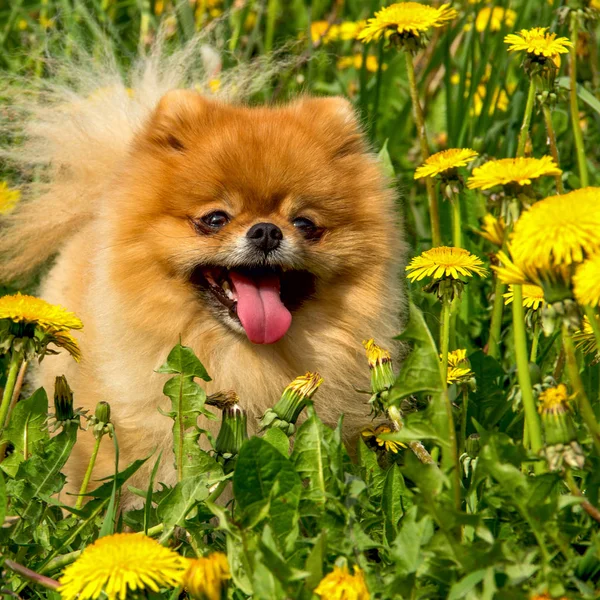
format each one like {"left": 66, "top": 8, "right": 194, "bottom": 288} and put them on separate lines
{"left": 0, "top": 42, "right": 405, "bottom": 502}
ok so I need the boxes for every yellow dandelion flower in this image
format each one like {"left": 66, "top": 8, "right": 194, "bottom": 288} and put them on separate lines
{"left": 573, "top": 253, "right": 600, "bottom": 307}
{"left": 538, "top": 384, "right": 571, "bottom": 418}
{"left": 337, "top": 55, "right": 383, "bottom": 73}
{"left": 314, "top": 564, "right": 370, "bottom": 600}
{"left": 444, "top": 349, "right": 473, "bottom": 384}
{"left": 18, "top": 19, "right": 28, "bottom": 30}
{"left": 493, "top": 250, "right": 530, "bottom": 286}
{"left": 406, "top": 247, "right": 487, "bottom": 282}
{"left": 58, "top": 533, "right": 188, "bottom": 600}
{"left": 477, "top": 214, "right": 505, "bottom": 247}
{"left": 357, "top": 2, "right": 457, "bottom": 43}
{"left": 182, "top": 553, "right": 230, "bottom": 600}
{"left": 362, "top": 425, "right": 406, "bottom": 453}
{"left": 0, "top": 293, "right": 82, "bottom": 332}
{"left": 504, "top": 284, "right": 545, "bottom": 310}
{"left": 311, "top": 20, "right": 332, "bottom": 43}
{"left": 286, "top": 372, "right": 324, "bottom": 399}
{"left": 573, "top": 318, "right": 598, "bottom": 355}
{"left": 467, "top": 156, "right": 561, "bottom": 190}
{"left": 472, "top": 84, "right": 511, "bottom": 117}
{"left": 474, "top": 7, "right": 516, "bottom": 33}
{"left": 414, "top": 148, "right": 478, "bottom": 180}
{"left": 337, "top": 21, "right": 366, "bottom": 41}
{"left": 510, "top": 188, "right": 600, "bottom": 272}
{"left": 0, "top": 182, "right": 21, "bottom": 214}
{"left": 504, "top": 27, "right": 572, "bottom": 59}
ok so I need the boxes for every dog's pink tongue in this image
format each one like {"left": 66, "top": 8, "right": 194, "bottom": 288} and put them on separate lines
{"left": 228, "top": 271, "right": 292, "bottom": 344}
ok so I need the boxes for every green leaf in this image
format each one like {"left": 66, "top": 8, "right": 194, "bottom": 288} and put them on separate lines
{"left": 304, "top": 531, "right": 326, "bottom": 590}
{"left": 377, "top": 407, "right": 442, "bottom": 444}
{"left": 162, "top": 375, "right": 216, "bottom": 478}
{"left": 391, "top": 505, "right": 434, "bottom": 576}
{"left": 11, "top": 422, "right": 78, "bottom": 520}
{"left": 558, "top": 76, "right": 600, "bottom": 117}
{"left": 158, "top": 463, "right": 224, "bottom": 531}
{"left": 378, "top": 139, "right": 396, "bottom": 179}
{"left": 263, "top": 427, "right": 289, "bottom": 456}
{"left": 291, "top": 415, "right": 330, "bottom": 501}
{"left": 144, "top": 451, "right": 163, "bottom": 535}
{"left": 448, "top": 569, "right": 487, "bottom": 600}
{"left": 388, "top": 302, "right": 444, "bottom": 405}
{"left": 382, "top": 465, "right": 406, "bottom": 544}
{"left": 156, "top": 343, "right": 211, "bottom": 381}
{"left": 233, "top": 437, "right": 302, "bottom": 551}
{"left": 87, "top": 456, "right": 150, "bottom": 498}
{"left": 356, "top": 436, "right": 387, "bottom": 500}
{"left": 0, "top": 388, "right": 49, "bottom": 478}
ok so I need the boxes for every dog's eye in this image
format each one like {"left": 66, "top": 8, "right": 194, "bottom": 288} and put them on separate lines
{"left": 202, "top": 211, "right": 230, "bottom": 229}
{"left": 293, "top": 216, "right": 323, "bottom": 240}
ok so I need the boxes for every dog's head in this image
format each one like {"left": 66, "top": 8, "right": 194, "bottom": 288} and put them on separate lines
{"left": 111, "top": 90, "right": 398, "bottom": 344}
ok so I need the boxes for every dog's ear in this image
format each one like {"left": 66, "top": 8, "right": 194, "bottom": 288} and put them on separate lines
{"left": 145, "top": 89, "right": 210, "bottom": 152}
{"left": 293, "top": 96, "right": 367, "bottom": 158}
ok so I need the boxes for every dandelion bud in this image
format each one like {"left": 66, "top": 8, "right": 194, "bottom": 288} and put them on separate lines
{"left": 260, "top": 372, "right": 323, "bottom": 436}
{"left": 465, "top": 434, "right": 481, "bottom": 459}
{"left": 363, "top": 339, "right": 395, "bottom": 394}
{"left": 89, "top": 401, "right": 113, "bottom": 439}
{"left": 215, "top": 404, "right": 248, "bottom": 461}
{"left": 538, "top": 384, "right": 577, "bottom": 446}
{"left": 95, "top": 401, "right": 111, "bottom": 425}
{"left": 54, "top": 375, "right": 74, "bottom": 422}
{"left": 182, "top": 553, "right": 230, "bottom": 600}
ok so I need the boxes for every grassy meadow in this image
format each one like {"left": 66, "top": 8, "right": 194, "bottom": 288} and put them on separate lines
{"left": 2, "top": 0, "right": 600, "bottom": 599}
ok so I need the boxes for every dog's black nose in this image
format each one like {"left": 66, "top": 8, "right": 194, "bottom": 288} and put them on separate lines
{"left": 246, "top": 222, "right": 283, "bottom": 253}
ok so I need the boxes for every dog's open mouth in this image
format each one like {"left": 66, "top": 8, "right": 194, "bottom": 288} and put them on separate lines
{"left": 190, "top": 266, "right": 315, "bottom": 344}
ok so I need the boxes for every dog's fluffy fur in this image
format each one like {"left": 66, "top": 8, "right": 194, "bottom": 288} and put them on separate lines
{"left": 0, "top": 39, "right": 406, "bottom": 501}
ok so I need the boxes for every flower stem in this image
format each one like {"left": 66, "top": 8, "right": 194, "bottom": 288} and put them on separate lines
{"left": 564, "top": 469, "right": 600, "bottom": 523}
{"left": 562, "top": 323, "right": 600, "bottom": 455}
{"left": 530, "top": 320, "right": 541, "bottom": 363}
{"left": 4, "top": 560, "right": 60, "bottom": 592}
{"left": 512, "top": 285, "right": 544, "bottom": 473}
{"left": 264, "top": 0, "right": 278, "bottom": 53}
{"left": 517, "top": 79, "right": 536, "bottom": 158}
{"left": 0, "top": 352, "right": 23, "bottom": 438}
{"left": 460, "top": 386, "right": 469, "bottom": 455}
{"left": 487, "top": 276, "right": 506, "bottom": 360}
{"left": 542, "top": 104, "right": 565, "bottom": 194}
{"left": 569, "top": 11, "right": 589, "bottom": 187}
{"left": 405, "top": 50, "right": 441, "bottom": 246}
{"left": 439, "top": 295, "right": 461, "bottom": 514}
{"left": 451, "top": 195, "right": 462, "bottom": 249}
{"left": 75, "top": 435, "right": 103, "bottom": 510}
{"left": 584, "top": 305, "right": 600, "bottom": 357}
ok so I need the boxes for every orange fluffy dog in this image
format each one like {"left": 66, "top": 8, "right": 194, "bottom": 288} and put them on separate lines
{"left": 1, "top": 62, "right": 405, "bottom": 501}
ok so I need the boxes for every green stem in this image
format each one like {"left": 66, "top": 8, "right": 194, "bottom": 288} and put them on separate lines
{"left": 530, "top": 320, "right": 541, "bottom": 364}
{"left": 451, "top": 194, "right": 462, "bottom": 249}
{"left": 563, "top": 324, "right": 600, "bottom": 455}
{"left": 0, "top": 352, "right": 23, "bottom": 438}
{"left": 439, "top": 295, "right": 461, "bottom": 514}
{"left": 40, "top": 551, "right": 81, "bottom": 575}
{"left": 512, "top": 285, "right": 545, "bottom": 473}
{"left": 264, "top": 0, "right": 278, "bottom": 53}
{"left": 542, "top": 104, "right": 565, "bottom": 194}
{"left": 460, "top": 386, "right": 469, "bottom": 455}
{"left": 517, "top": 79, "right": 536, "bottom": 158}
{"left": 75, "top": 435, "right": 103, "bottom": 510}
{"left": 405, "top": 50, "right": 441, "bottom": 246}
{"left": 569, "top": 11, "right": 589, "bottom": 187}
{"left": 371, "top": 39, "right": 386, "bottom": 139}
{"left": 584, "top": 305, "right": 600, "bottom": 356}
{"left": 487, "top": 276, "right": 506, "bottom": 360}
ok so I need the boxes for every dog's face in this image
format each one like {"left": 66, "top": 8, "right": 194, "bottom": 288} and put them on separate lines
{"left": 111, "top": 91, "right": 397, "bottom": 344}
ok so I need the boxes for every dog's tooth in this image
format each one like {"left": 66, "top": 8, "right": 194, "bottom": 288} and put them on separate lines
{"left": 222, "top": 280, "right": 234, "bottom": 300}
